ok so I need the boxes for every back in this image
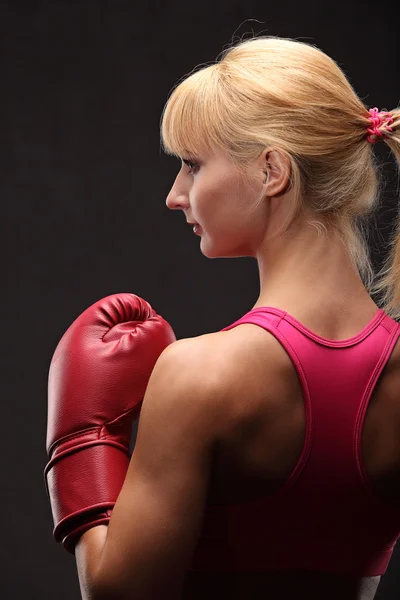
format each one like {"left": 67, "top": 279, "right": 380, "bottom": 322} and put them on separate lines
{"left": 184, "top": 305, "right": 400, "bottom": 600}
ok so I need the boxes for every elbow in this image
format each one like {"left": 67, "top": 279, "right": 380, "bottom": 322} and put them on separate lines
{"left": 91, "top": 578, "right": 182, "bottom": 600}
{"left": 90, "top": 584, "right": 122, "bottom": 600}
{"left": 89, "top": 576, "right": 118, "bottom": 600}
{"left": 91, "top": 588, "right": 120, "bottom": 600}
{"left": 90, "top": 577, "right": 133, "bottom": 600}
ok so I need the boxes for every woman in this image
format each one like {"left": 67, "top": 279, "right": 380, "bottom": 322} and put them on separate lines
{"left": 46, "top": 36, "right": 400, "bottom": 600}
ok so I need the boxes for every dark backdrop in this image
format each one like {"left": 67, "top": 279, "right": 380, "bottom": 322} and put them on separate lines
{"left": 2, "top": 1, "right": 399, "bottom": 598}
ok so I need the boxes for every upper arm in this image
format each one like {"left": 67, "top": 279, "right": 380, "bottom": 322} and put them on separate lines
{"left": 95, "top": 338, "right": 226, "bottom": 600}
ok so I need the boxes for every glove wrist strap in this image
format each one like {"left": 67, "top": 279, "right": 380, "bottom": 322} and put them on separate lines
{"left": 45, "top": 443, "right": 130, "bottom": 547}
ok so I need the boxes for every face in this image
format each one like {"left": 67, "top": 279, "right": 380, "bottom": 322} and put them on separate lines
{"left": 165, "top": 147, "right": 270, "bottom": 259}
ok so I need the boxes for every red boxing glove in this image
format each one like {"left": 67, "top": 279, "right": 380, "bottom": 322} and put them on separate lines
{"left": 44, "top": 293, "right": 176, "bottom": 553}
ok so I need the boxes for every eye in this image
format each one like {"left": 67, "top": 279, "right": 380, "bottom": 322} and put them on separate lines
{"left": 182, "top": 158, "right": 200, "bottom": 176}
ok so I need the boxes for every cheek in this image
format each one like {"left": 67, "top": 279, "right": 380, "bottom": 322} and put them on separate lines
{"left": 192, "top": 189, "right": 220, "bottom": 227}
{"left": 194, "top": 173, "right": 262, "bottom": 237}
{"left": 195, "top": 170, "right": 233, "bottom": 211}
{"left": 200, "top": 212, "right": 258, "bottom": 257}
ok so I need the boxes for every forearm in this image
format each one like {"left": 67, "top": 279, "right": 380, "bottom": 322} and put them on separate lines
{"left": 75, "top": 525, "right": 108, "bottom": 600}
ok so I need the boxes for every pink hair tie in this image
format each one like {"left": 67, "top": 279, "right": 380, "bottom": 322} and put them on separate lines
{"left": 367, "top": 107, "right": 394, "bottom": 143}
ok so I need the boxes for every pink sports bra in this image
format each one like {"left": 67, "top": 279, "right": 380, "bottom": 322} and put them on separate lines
{"left": 190, "top": 306, "right": 400, "bottom": 576}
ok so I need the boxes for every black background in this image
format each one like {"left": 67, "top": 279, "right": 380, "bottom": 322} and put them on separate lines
{"left": 2, "top": 1, "right": 400, "bottom": 598}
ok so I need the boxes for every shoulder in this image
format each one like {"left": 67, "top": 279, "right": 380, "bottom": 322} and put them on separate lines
{"left": 150, "top": 331, "right": 238, "bottom": 396}
{"left": 147, "top": 325, "right": 280, "bottom": 425}
{"left": 154, "top": 328, "right": 258, "bottom": 389}
{"left": 137, "top": 333, "right": 237, "bottom": 446}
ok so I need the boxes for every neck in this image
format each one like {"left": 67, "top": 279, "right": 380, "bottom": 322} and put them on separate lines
{"left": 254, "top": 218, "right": 374, "bottom": 316}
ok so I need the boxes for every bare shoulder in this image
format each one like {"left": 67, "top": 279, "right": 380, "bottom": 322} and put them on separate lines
{"left": 160, "top": 325, "right": 268, "bottom": 384}
{"left": 154, "top": 331, "right": 240, "bottom": 393}
{"left": 155, "top": 323, "right": 283, "bottom": 422}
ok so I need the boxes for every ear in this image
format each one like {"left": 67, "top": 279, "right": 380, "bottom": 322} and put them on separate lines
{"left": 260, "top": 148, "right": 291, "bottom": 197}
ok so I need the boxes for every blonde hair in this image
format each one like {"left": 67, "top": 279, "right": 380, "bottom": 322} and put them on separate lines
{"left": 160, "top": 36, "right": 400, "bottom": 319}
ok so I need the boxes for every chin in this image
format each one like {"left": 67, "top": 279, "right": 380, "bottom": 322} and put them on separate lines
{"left": 200, "top": 247, "right": 221, "bottom": 259}
{"left": 200, "top": 240, "right": 250, "bottom": 259}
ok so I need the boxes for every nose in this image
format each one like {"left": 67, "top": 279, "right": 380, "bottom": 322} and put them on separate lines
{"left": 166, "top": 185, "right": 190, "bottom": 211}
